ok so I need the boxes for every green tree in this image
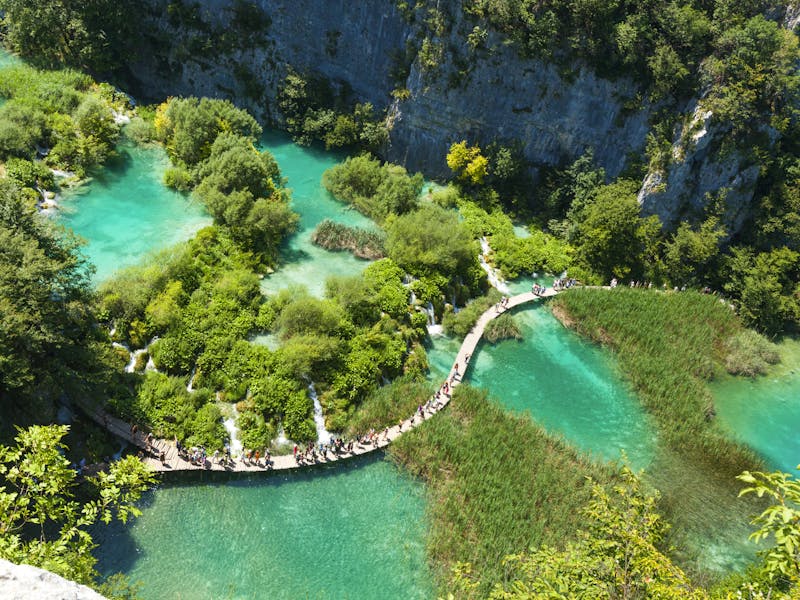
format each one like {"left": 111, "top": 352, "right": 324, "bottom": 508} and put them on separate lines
{"left": 487, "top": 466, "right": 703, "bottom": 599}
{"left": 386, "top": 205, "right": 477, "bottom": 280}
{"left": 664, "top": 218, "right": 725, "bottom": 286}
{"left": 738, "top": 466, "right": 800, "bottom": 586}
{"left": 0, "top": 181, "right": 97, "bottom": 417}
{"left": 0, "top": 0, "right": 133, "bottom": 71}
{"left": 571, "top": 179, "right": 657, "bottom": 281}
{"left": 447, "top": 140, "right": 488, "bottom": 185}
{"left": 0, "top": 425, "right": 154, "bottom": 586}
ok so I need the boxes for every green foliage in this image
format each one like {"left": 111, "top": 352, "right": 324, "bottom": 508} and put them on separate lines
{"left": 0, "top": 425, "right": 154, "bottom": 586}
{"left": 664, "top": 218, "right": 725, "bottom": 287}
{"left": 322, "top": 154, "right": 423, "bottom": 223}
{"left": 386, "top": 204, "right": 478, "bottom": 282}
{"left": 703, "top": 16, "right": 800, "bottom": 138}
{"left": 487, "top": 466, "right": 703, "bottom": 599}
{"left": 277, "top": 69, "right": 388, "bottom": 151}
{"left": 570, "top": 179, "right": 661, "bottom": 281}
{"left": 483, "top": 313, "right": 522, "bottom": 344}
{"left": 154, "top": 97, "right": 261, "bottom": 167}
{"left": 0, "top": 180, "right": 105, "bottom": 419}
{"left": 390, "top": 385, "right": 615, "bottom": 596}
{"left": 0, "top": 64, "right": 120, "bottom": 177}
{"left": 723, "top": 247, "right": 800, "bottom": 336}
{"left": 0, "top": 0, "right": 133, "bottom": 71}
{"left": 447, "top": 140, "right": 488, "bottom": 186}
{"left": 442, "top": 289, "right": 501, "bottom": 339}
{"left": 274, "top": 297, "right": 349, "bottom": 340}
{"left": 310, "top": 219, "right": 386, "bottom": 259}
{"left": 345, "top": 375, "right": 432, "bottom": 436}
{"left": 153, "top": 97, "right": 297, "bottom": 263}
{"left": 460, "top": 201, "right": 572, "bottom": 279}
{"left": 4, "top": 157, "right": 54, "bottom": 189}
{"left": 738, "top": 466, "right": 800, "bottom": 586}
{"left": 131, "top": 372, "right": 225, "bottom": 449}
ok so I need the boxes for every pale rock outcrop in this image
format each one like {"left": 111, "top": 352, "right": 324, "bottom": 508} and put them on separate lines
{"left": 0, "top": 559, "right": 107, "bottom": 600}
{"left": 637, "top": 103, "right": 760, "bottom": 235}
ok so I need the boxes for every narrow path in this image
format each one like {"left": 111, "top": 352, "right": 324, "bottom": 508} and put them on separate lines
{"left": 77, "top": 288, "right": 560, "bottom": 474}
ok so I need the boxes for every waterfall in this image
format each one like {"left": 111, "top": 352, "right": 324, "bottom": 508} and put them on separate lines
{"left": 409, "top": 290, "right": 417, "bottom": 305}
{"left": 125, "top": 349, "right": 147, "bottom": 373}
{"left": 223, "top": 404, "right": 243, "bottom": 457}
{"left": 426, "top": 301, "right": 443, "bottom": 336}
{"left": 186, "top": 367, "right": 196, "bottom": 392}
{"left": 479, "top": 237, "right": 510, "bottom": 294}
{"left": 308, "top": 382, "right": 332, "bottom": 444}
{"left": 425, "top": 301, "right": 436, "bottom": 326}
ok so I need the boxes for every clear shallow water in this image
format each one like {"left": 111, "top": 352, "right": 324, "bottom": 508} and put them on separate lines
{"left": 466, "top": 303, "right": 657, "bottom": 469}
{"left": 57, "top": 142, "right": 211, "bottom": 283}
{"left": 714, "top": 338, "right": 800, "bottom": 473}
{"left": 95, "top": 456, "right": 432, "bottom": 600}
{"left": 258, "top": 132, "right": 378, "bottom": 298}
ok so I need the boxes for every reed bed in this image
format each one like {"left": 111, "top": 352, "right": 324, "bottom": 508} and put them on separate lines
{"left": 390, "top": 385, "right": 615, "bottom": 597}
{"left": 310, "top": 219, "right": 386, "bottom": 259}
{"left": 552, "top": 288, "right": 762, "bottom": 476}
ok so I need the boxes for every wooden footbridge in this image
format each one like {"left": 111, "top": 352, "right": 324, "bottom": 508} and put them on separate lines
{"left": 79, "top": 288, "right": 560, "bottom": 474}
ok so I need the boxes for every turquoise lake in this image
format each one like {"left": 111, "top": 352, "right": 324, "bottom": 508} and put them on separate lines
{"left": 714, "top": 338, "right": 800, "bottom": 474}
{"left": 257, "top": 131, "right": 376, "bottom": 298}
{"left": 94, "top": 456, "right": 432, "bottom": 599}
{"left": 57, "top": 141, "right": 211, "bottom": 283}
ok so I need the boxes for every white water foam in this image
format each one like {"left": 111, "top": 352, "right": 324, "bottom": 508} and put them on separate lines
{"left": 223, "top": 404, "right": 243, "bottom": 457}
{"left": 479, "top": 237, "right": 510, "bottom": 294}
{"left": 308, "top": 382, "right": 332, "bottom": 444}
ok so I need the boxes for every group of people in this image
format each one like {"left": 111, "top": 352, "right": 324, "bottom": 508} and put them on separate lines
{"left": 494, "top": 296, "right": 511, "bottom": 312}
{"left": 292, "top": 438, "right": 357, "bottom": 465}
{"left": 552, "top": 277, "right": 577, "bottom": 290}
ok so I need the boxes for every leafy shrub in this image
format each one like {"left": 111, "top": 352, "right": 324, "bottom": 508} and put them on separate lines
{"left": 724, "top": 329, "right": 780, "bottom": 377}
{"left": 483, "top": 313, "right": 522, "bottom": 344}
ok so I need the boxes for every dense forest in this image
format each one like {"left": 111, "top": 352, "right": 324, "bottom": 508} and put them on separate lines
{"left": 1, "top": 0, "right": 800, "bottom": 598}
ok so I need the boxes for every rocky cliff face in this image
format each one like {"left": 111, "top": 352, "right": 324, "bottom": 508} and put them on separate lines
{"left": 0, "top": 559, "right": 107, "bottom": 600}
{"left": 390, "top": 45, "right": 650, "bottom": 178}
{"left": 129, "top": 0, "right": 775, "bottom": 235}
{"left": 637, "top": 104, "right": 760, "bottom": 235}
{"left": 129, "top": 0, "right": 650, "bottom": 179}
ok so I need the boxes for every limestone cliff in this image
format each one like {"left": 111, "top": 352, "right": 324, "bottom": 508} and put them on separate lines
{"left": 0, "top": 559, "right": 107, "bottom": 600}
{"left": 127, "top": 0, "right": 785, "bottom": 235}
{"left": 637, "top": 103, "right": 761, "bottom": 235}
{"left": 129, "top": 0, "right": 649, "bottom": 179}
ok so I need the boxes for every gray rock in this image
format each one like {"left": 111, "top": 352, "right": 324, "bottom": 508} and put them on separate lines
{"left": 0, "top": 559, "right": 107, "bottom": 600}
{"left": 637, "top": 104, "right": 760, "bottom": 236}
{"left": 129, "top": 0, "right": 648, "bottom": 179}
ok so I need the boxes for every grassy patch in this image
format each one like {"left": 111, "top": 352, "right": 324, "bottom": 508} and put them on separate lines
{"left": 551, "top": 288, "right": 769, "bottom": 475}
{"left": 345, "top": 375, "right": 433, "bottom": 436}
{"left": 389, "top": 384, "right": 615, "bottom": 596}
{"left": 483, "top": 313, "right": 522, "bottom": 344}
{"left": 310, "top": 219, "right": 386, "bottom": 259}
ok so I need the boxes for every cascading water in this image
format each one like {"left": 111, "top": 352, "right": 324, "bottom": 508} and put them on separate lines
{"left": 479, "top": 237, "right": 510, "bottom": 293}
{"left": 223, "top": 403, "right": 243, "bottom": 457}
{"left": 426, "top": 301, "right": 443, "bottom": 336}
{"left": 308, "top": 382, "right": 332, "bottom": 444}
{"left": 186, "top": 367, "right": 196, "bottom": 392}
{"left": 425, "top": 301, "right": 436, "bottom": 326}
{"left": 125, "top": 349, "right": 147, "bottom": 373}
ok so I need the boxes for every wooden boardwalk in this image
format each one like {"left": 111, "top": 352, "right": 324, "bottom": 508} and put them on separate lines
{"left": 78, "top": 288, "right": 559, "bottom": 475}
